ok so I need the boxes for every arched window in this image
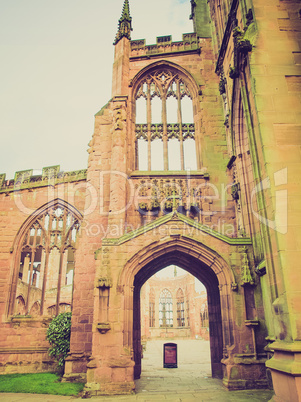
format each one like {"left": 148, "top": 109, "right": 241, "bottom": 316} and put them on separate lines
{"left": 30, "top": 301, "right": 41, "bottom": 317}
{"left": 135, "top": 68, "right": 197, "bottom": 171}
{"left": 159, "top": 288, "right": 173, "bottom": 327}
{"left": 12, "top": 202, "right": 81, "bottom": 317}
{"left": 15, "top": 295, "right": 26, "bottom": 315}
{"left": 176, "top": 288, "right": 185, "bottom": 327}
{"left": 149, "top": 288, "right": 155, "bottom": 328}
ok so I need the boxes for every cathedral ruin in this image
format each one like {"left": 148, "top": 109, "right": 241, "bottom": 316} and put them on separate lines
{"left": 0, "top": 1, "right": 301, "bottom": 400}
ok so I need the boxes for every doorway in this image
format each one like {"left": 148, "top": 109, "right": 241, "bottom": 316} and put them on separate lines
{"left": 132, "top": 253, "right": 224, "bottom": 380}
{"left": 139, "top": 265, "right": 211, "bottom": 383}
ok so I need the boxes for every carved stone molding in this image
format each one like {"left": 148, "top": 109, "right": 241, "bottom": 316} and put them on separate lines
{"left": 96, "top": 322, "right": 111, "bottom": 334}
{"left": 241, "top": 247, "right": 255, "bottom": 286}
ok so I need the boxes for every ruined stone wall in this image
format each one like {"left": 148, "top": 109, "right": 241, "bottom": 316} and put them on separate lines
{"left": 65, "top": 13, "right": 271, "bottom": 391}
{"left": 0, "top": 178, "right": 86, "bottom": 374}
{"left": 207, "top": 0, "right": 301, "bottom": 399}
{"left": 140, "top": 272, "right": 208, "bottom": 340}
{"left": 122, "top": 36, "right": 237, "bottom": 238}
{"left": 208, "top": 0, "right": 301, "bottom": 345}
{"left": 77, "top": 212, "right": 268, "bottom": 393}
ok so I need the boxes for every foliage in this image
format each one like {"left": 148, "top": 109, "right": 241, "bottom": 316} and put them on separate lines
{"left": 46, "top": 312, "right": 72, "bottom": 370}
{"left": 0, "top": 373, "right": 84, "bottom": 395}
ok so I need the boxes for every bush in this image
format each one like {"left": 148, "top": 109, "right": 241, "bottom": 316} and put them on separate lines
{"left": 46, "top": 312, "right": 72, "bottom": 373}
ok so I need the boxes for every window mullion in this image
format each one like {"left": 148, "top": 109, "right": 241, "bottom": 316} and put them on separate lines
{"left": 9, "top": 251, "right": 22, "bottom": 315}
{"left": 147, "top": 83, "right": 152, "bottom": 171}
{"left": 162, "top": 94, "right": 168, "bottom": 170}
{"left": 177, "top": 81, "right": 184, "bottom": 170}
{"left": 55, "top": 249, "right": 65, "bottom": 316}
{"left": 40, "top": 247, "right": 49, "bottom": 315}
{"left": 25, "top": 227, "right": 39, "bottom": 314}
{"left": 25, "top": 248, "right": 36, "bottom": 315}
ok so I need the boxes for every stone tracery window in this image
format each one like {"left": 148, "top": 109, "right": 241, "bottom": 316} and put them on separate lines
{"left": 135, "top": 69, "right": 197, "bottom": 171}
{"left": 159, "top": 288, "right": 173, "bottom": 327}
{"left": 12, "top": 204, "right": 80, "bottom": 317}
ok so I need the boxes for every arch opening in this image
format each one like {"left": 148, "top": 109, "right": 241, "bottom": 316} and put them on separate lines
{"left": 132, "top": 250, "right": 224, "bottom": 381}
{"left": 139, "top": 265, "right": 211, "bottom": 380}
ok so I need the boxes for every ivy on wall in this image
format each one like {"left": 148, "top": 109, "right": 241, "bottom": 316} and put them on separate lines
{"left": 46, "top": 312, "right": 72, "bottom": 373}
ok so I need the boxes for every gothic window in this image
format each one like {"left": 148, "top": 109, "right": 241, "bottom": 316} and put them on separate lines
{"left": 149, "top": 288, "right": 155, "bottom": 328}
{"left": 135, "top": 69, "right": 197, "bottom": 171}
{"left": 176, "top": 288, "right": 185, "bottom": 327}
{"left": 12, "top": 203, "right": 80, "bottom": 317}
{"left": 159, "top": 288, "right": 173, "bottom": 327}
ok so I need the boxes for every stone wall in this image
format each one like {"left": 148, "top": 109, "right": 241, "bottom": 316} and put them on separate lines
{"left": 0, "top": 177, "right": 86, "bottom": 374}
{"left": 140, "top": 272, "right": 208, "bottom": 340}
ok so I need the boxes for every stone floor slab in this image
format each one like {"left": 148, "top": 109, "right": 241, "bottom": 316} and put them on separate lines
{"left": 0, "top": 340, "right": 274, "bottom": 401}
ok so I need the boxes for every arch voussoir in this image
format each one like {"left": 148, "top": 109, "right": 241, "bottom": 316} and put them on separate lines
{"left": 118, "top": 236, "right": 236, "bottom": 290}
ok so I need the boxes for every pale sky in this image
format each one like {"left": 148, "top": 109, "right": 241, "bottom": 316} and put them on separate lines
{"left": 0, "top": 0, "right": 193, "bottom": 180}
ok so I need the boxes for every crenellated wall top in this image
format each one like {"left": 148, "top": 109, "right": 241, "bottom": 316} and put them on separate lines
{"left": 130, "top": 33, "right": 199, "bottom": 59}
{"left": 0, "top": 166, "right": 87, "bottom": 194}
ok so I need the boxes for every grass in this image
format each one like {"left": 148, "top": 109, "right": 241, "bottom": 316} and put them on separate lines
{"left": 0, "top": 372, "right": 84, "bottom": 396}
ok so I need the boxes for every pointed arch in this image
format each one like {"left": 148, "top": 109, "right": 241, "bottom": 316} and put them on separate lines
{"left": 131, "top": 60, "right": 199, "bottom": 99}
{"left": 15, "top": 295, "right": 26, "bottom": 315}
{"left": 8, "top": 199, "right": 82, "bottom": 317}
{"left": 11, "top": 198, "right": 82, "bottom": 251}
{"left": 30, "top": 301, "right": 41, "bottom": 317}
{"left": 118, "top": 236, "right": 236, "bottom": 380}
{"left": 118, "top": 236, "right": 235, "bottom": 288}
{"left": 131, "top": 60, "right": 200, "bottom": 171}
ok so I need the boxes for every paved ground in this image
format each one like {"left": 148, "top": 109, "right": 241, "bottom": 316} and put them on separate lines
{"left": 0, "top": 340, "right": 274, "bottom": 401}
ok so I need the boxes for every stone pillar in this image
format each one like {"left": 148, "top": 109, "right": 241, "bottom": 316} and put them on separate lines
{"left": 112, "top": 37, "right": 130, "bottom": 98}
{"left": 84, "top": 271, "right": 135, "bottom": 395}
{"left": 39, "top": 250, "right": 46, "bottom": 290}
{"left": 108, "top": 97, "right": 128, "bottom": 233}
{"left": 266, "top": 343, "right": 301, "bottom": 402}
{"left": 162, "top": 94, "right": 168, "bottom": 170}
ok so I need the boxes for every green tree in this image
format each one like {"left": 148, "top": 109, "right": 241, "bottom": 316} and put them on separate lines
{"left": 46, "top": 312, "right": 72, "bottom": 373}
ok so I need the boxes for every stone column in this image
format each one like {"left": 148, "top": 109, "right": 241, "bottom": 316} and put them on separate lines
{"left": 162, "top": 95, "right": 168, "bottom": 170}
{"left": 108, "top": 96, "right": 128, "bottom": 234}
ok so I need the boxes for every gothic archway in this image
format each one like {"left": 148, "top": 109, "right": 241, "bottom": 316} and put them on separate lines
{"left": 118, "top": 237, "right": 236, "bottom": 380}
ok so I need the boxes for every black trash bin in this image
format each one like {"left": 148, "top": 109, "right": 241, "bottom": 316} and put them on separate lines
{"left": 163, "top": 342, "right": 177, "bottom": 368}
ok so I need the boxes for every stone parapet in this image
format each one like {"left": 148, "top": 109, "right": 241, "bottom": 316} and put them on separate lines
{"left": 0, "top": 167, "right": 87, "bottom": 194}
{"left": 130, "top": 33, "right": 199, "bottom": 59}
